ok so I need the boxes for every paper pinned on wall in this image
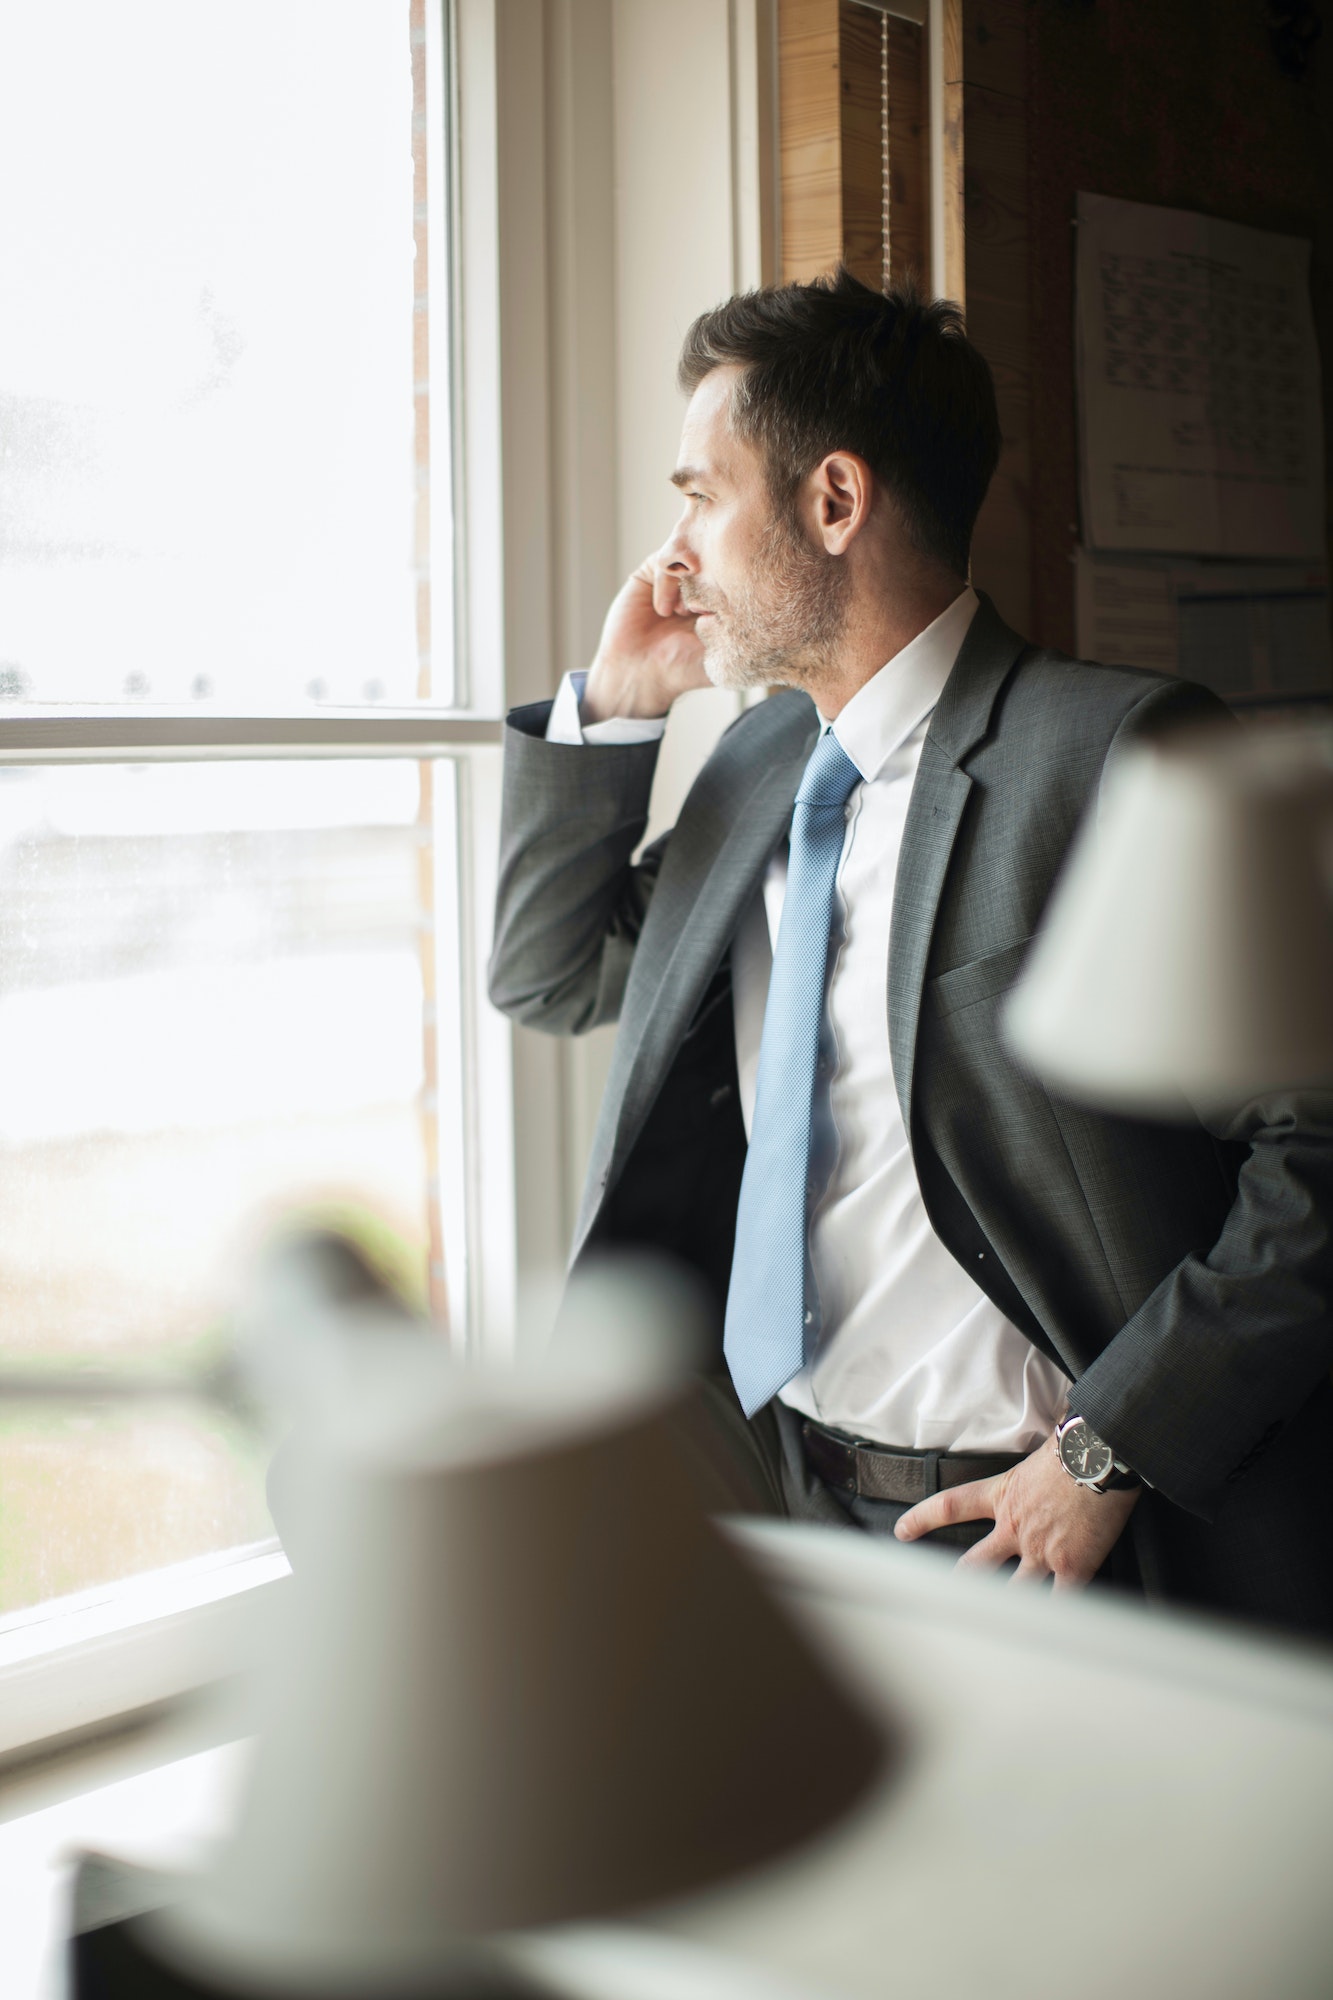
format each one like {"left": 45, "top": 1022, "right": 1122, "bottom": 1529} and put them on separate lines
{"left": 1075, "top": 549, "right": 1331, "bottom": 704}
{"left": 1076, "top": 191, "right": 1327, "bottom": 560}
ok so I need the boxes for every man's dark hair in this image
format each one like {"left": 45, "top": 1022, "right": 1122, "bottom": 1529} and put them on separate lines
{"left": 678, "top": 268, "right": 1000, "bottom": 579}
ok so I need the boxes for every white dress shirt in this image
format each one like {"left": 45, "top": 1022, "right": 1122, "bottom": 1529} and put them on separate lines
{"left": 547, "top": 589, "right": 1070, "bottom": 1453}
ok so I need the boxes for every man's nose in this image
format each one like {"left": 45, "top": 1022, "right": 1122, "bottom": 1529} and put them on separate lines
{"left": 657, "top": 512, "right": 700, "bottom": 575}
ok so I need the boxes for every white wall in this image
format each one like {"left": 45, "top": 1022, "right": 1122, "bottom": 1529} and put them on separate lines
{"left": 485, "top": 0, "right": 777, "bottom": 1289}
{"left": 611, "top": 0, "right": 745, "bottom": 848}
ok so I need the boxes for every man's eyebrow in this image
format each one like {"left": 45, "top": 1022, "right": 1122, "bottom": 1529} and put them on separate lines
{"left": 670, "top": 463, "right": 712, "bottom": 490}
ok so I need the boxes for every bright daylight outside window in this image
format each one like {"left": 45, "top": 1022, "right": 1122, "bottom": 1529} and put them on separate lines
{"left": 0, "top": 2, "right": 478, "bottom": 1623}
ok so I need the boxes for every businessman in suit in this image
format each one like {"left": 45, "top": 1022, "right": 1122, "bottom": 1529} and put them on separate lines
{"left": 489, "top": 271, "right": 1333, "bottom": 1634}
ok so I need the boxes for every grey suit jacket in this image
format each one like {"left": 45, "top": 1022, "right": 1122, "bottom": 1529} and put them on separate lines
{"left": 490, "top": 597, "right": 1333, "bottom": 1627}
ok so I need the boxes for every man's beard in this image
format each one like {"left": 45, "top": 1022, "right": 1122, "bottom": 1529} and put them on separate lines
{"left": 681, "top": 510, "right": 851, "bottom": 693}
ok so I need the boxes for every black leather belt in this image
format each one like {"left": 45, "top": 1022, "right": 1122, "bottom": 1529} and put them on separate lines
{"left": 801, "top": 1420, "right": 1025, "bottom": 1505}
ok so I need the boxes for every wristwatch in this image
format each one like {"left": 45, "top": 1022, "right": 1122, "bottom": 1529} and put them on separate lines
{"left": 1054, "top": 1413, "right": 1140, "bottom": 1493}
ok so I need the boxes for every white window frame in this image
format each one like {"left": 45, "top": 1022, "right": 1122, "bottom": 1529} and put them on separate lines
{"left": 0, "top": 0, "right": 527, "bottom": 1759}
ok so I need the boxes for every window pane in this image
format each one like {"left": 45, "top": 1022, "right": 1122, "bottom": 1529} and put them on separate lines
{"left": 0, "top": 1411, "right": 271, "bottom": 1619}
{"left": 0, "top": 1, "right": 454, "bottom": 710}
{"left": 0, "top": 759, "right": 463, "bottom": 1613}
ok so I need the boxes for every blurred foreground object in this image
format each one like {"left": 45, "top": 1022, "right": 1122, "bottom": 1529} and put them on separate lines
{"left": 1005, "top": 721, "right": 1333, "bottom": 1115}
{"left": 118, "top": 1252, "right": 885, "bottom": 1996}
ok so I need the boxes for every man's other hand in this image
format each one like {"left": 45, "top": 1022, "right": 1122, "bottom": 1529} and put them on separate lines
{"left": 580, "top": 556, "right": 712, "bottom": 724}
{"left": 894, "top": 1435, "right": 1140, "bottom": 1588}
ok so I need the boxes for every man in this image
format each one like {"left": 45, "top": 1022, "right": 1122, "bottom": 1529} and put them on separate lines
{"left": 490, "top": 271, "right": 1333, "bottom": 1634}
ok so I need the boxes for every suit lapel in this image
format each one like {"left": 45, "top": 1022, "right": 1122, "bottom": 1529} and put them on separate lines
{"left": 889, "top": 595, "right": 1027, "bottom": 1130}
{"left": 604, "top": 691, "right": 819, "bottom": 1186}
{"left": 888, "top": 747, "right": 973, "bottom": 1129}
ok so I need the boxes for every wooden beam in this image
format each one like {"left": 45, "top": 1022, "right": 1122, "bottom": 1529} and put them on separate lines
{"left": 886, "top": 13, "right": 930, "bottom": 289}
{"left": 839, "top": 0, "right": 884, "bottom": 287}
{"left": 937, "top": 0, "right": 966, "bottom": 308}
{"left": 960, "top": 0, "right": 1030, "bottom": 632}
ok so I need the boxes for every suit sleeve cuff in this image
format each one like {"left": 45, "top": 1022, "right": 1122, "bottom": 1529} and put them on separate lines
{"left": 547, "top": 671, "right": 667, "bottom": 747}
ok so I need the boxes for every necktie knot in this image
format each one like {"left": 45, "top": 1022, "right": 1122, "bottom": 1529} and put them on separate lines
{"left": 795, "top": 729, "right": 861, "bottom": 812}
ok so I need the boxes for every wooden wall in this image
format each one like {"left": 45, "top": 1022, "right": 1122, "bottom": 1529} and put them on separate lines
{"left": 1024, "top": 0, "right": 1333, "bottom": 653}
{"left": 775, "top": 2, "right": 1333, "bottom": 654}
{"left": 955, "top": 0, "right": 1030, "bottom": 633}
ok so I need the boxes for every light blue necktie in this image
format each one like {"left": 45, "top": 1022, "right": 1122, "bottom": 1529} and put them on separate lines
{"left": 723, "top": 727, "right": 862, "bottom": 1417}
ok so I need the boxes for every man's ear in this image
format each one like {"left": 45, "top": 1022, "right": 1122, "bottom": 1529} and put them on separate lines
{"left": 808, "top": 451, "right": 874, "bottom": 554}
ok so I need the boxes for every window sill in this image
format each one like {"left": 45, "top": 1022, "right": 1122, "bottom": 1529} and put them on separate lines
{"left": 0, "top": 1543, "right": 290, "bottom": 1771}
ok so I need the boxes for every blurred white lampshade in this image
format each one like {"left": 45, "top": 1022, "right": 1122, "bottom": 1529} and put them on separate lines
{"left": 1004, "top": 723, "right": 1333, "bottom": 1115}
{"left": 147, "top": 1259, "right": 886, "bottom": 1995}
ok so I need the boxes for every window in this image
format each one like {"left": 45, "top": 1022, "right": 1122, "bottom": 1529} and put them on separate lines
{"left": 0, "top": 1, "right": 505, "bottom": 1625}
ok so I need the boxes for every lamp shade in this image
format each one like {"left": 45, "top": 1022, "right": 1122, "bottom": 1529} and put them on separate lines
{"left": 146, "top": 1258, "right": 886, "bottom": 1995}
{"left": 1004, "top": 723, "right": 1333, "bottom": 1115}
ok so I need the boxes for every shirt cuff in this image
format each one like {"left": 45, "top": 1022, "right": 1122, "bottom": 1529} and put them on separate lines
{"left": 545, "top": 671, "right": 668, "bottom": 747}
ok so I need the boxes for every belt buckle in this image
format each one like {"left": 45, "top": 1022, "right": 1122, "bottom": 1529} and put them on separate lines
{"left": 803, "top": 1421, "right": 861, "bottom": 1495}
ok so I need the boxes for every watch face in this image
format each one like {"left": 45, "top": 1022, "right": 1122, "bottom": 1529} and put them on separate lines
{"left": 1059, "top": 1419, "right": 1114, "bottom": 1484}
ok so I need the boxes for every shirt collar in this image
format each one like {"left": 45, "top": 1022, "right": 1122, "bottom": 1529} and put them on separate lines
{"left": 821, "top": 585, "right": 979, "bottom": 783}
